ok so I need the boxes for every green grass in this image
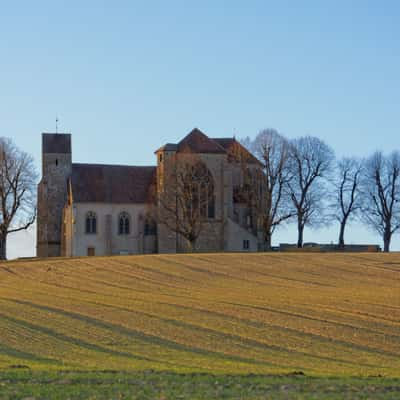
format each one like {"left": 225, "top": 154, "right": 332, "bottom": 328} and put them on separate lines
{"left": 0, "top": 370, "right": 399, "bottom": 399}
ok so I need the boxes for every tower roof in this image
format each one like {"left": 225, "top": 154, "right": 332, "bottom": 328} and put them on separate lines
{"left": 42, "top": 133, "right": 71, "bottom": 154}
{"left": 176, "top": 128, "right": 226, "bottom": 154}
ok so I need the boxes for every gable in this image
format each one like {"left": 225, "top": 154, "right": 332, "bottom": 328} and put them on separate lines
{"left": 177, "top": 128, "right": 226, "bottom": 154}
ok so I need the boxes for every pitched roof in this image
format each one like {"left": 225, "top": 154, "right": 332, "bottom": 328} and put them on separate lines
{"left": 71, "top": 163, "right": 156, "bottom": 204}
{"left": 155, "top": 129, "right": 260, "bottom": 165}
{"left": 154, "top": 143, "right": 178, "bottom": 153}
{"left": 176, "top": 128, "right": 226, "bottom": 154}
{"left": 212, "top": 138, "right": 261, "bottom": 165}
{"left": 42, "top": 133, "right": 71, "bottom": 154}
{"left": 211, "top": 138, "right": 236, "bottom": 150}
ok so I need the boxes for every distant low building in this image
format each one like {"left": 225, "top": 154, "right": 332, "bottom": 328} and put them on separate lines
{"left": 279, "top": 243, "right": 381, "bottom": 252}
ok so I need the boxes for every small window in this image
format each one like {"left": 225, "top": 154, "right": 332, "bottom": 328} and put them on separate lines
{"left": 85, "top": 211, "right": 97, "bottom": 234}
{"left": 55, "top": 159, "right": 58, "bottom": 166}
{"left": 159, "top": 154, "right": 163, "bottom": 163}
{"left": 243, "top": 239, "right": 250, "bottom": 250}
{"left": 118, "top": 212, "right": 130, "bottom": 235}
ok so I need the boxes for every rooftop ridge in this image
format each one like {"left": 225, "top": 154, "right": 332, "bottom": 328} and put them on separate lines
{"left": 42, "top": 132, "right": 71, "bottom": 135}
{"left": 176, "top": 128, "right": 227, "bottom": 154}
{"left": 72, "top": 163, "right": 156, "bottom": 169}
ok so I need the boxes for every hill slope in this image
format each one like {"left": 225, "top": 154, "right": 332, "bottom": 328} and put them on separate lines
{"left": 0, "top": 253, "right": 399, "bottom": 376}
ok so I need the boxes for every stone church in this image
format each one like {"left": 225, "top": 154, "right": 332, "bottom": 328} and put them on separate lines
{"left": 37, "top": 128, "right": 263, "bottom": 257}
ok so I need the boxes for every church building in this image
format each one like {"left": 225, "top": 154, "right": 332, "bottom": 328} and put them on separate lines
{"left": 37, "top": 128, "right": 263, "bottom": 257}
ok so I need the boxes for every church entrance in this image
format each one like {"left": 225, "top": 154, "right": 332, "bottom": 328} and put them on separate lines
{"left": 87, "top": 247, "right": 95, "bottom": 256}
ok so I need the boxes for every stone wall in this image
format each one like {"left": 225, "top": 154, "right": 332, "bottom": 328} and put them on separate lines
{"left": 65, "top": 202, "right": 155, "bottom": 256}
{"left": 156, "top": 150, "right": 230, "bottom": 253}
{"left": 224, "top": 218, "right": 258, "bottom": 252}
{"left": 155, "top": 148, "right": 263, "bottom": 253}
{"left": 185, "top": 220, "right": 224, "bottom": 252}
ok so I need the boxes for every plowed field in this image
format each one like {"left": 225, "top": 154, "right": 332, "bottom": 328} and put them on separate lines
{"left": 0, "top": 253, "right": 399, "bottom": 376}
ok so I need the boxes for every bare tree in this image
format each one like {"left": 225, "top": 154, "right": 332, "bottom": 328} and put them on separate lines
{"left": 240, "top": 129, "right": 294, "bottom": 250}
{"left": 359, "top": 151, "right": 400, "bottom": 252}
{"left": 157, "top": 153, "right": 215, "bottom": 252}
{"left": 0, "top": 138, "right": 37, "bottom": 260}
{"left": 287, "top": 136, "right": 335, "bottom": 248}
{"left": 330, "top": 157, "right": 363, "bottom": 248}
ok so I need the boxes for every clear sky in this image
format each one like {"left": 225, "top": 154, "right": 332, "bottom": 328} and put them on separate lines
{"left": 2, "top": 1, "right": 400, "bottom": 258}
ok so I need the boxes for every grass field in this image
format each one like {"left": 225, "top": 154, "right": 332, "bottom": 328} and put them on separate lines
{"left": 0, "top": 252, "right": 399, "bottom": 378}
{"left": 1, "top": 371, "right": 400, "bottom": 399}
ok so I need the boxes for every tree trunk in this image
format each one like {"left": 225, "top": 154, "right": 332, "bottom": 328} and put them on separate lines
{"left": 297, "top": 220, "right": 304, "bottom": 248}
{"left": 338, "top": 220, "right": 346, "bottom": 250}
{"left": 383, "top": 228, "right": 391, "bottom": 252}
{"left": 264, "top": 230, "right": 272, "bottom": 251}
{"left": 187, "top": 239, "right": 195, "bottom": 253}
{"left": 0, "top": 233, "right": 6, "bottom": 261}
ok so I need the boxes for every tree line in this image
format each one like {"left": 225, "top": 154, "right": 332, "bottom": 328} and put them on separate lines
{"left": 1, "top": 130, "right": 399, "bottom": 260}
{"left": 240, "top": 129, "right": 400, "bottom": 252}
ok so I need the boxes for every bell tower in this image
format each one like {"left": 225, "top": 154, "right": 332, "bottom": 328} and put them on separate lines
{"left": 37, "top": 133, "right": 72, "bottom": 257}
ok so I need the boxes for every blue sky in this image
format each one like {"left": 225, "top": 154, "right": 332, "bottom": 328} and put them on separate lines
{"left": 2, "top": 1, "right": 400, "bottom": 258}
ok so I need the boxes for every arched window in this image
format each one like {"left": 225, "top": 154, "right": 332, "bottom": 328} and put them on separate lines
{"left": 191, "top": 163, "right": 215, "bottom": 219}
{"left": 118, "top": 212, "right": 130, "bottom": 235}
{"left": 85, "top": 211, "right": 97, "bottom": 234}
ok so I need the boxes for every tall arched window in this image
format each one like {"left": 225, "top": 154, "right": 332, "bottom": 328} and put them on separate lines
{"left": 191, "top": 163, "right": 215, "bottom": 219}
{"left": 85, "top": 211, "right": 97, "bottom": 234}
{"left": 118, "top": 212, "right": 130, "bottom": 235}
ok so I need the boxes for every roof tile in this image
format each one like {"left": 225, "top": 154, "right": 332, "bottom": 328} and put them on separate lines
{"left": 71, "top": 163, "right": 156, "bottom": 204}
